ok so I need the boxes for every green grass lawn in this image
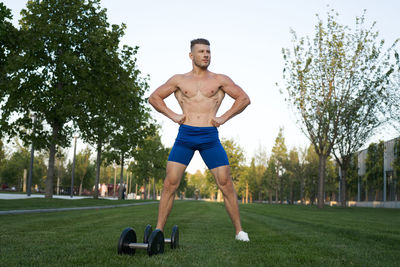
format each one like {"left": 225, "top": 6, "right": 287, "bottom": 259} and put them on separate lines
{"left": 1, "top": 200, "right": 399, "bottom": 266}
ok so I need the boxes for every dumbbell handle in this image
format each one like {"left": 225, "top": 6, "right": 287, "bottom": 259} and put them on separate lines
{"left": 165, "top": 238, "right": 171, "bottom": 243}
{"left": 128, "top": 243, "right": 148, "bottom": 249}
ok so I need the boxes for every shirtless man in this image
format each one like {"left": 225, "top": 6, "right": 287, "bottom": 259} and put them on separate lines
{"left": 149, "top": 38, "right": 251, "bottom": 241}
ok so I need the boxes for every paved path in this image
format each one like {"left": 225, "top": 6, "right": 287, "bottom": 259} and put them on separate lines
{"left": 0, "top": 194, "right": 158, "bottom": 215}
{"left": 0, "top": 201, "right": 158, "bottom": 215}
{"left": 0, "top": 193, "right": 116, "bottom": 200}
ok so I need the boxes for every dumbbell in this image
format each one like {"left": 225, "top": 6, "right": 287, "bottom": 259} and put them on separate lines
{"left": 144, "top": 224, "right": 179, "bottom": 249}
{"left": 166, "top": 225, "right": 179, "bottom": 249}
{"left": 117, "top": 227, "right": 164, "bottom": 256}
{"left": 143, "top": 224, "right": 153, "bottom": 243}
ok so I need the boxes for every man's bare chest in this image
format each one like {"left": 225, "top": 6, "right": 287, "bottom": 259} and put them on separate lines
{"left": 177, "top": 79, "right": 222, "bottom": 98}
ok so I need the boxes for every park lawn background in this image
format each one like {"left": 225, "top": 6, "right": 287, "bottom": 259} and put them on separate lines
{"left": 0, "top": 200, "right": 399, "bottom": 266}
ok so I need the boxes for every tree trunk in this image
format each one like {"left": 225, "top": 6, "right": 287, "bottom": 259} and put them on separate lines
{"left": 113, "top": 166, "right": 117, "bottom": 198}
{"left": 79, "top": 167, "right": 87, "bottom": 196}
{"left": 94, "top": 139, "right": 102, "bottom": 199}
{"left": 245, "top": 182, "right": 249, "bottom": 204}
{"left": 79, "top": 182, "right": 83, "bottom": 196}
{"left": 119, "top": 153, "right": 125, "bottom": 200}
{"left": 280, "top": 175, "right": 283, "bottom": 204}
{"left": 300, "top": 177, "right": 304, "bottom": 204}
{"left": 143, "top": 180, "right": 147, "bottom": 200}
{"left": 290, "top": 182, "right": 294, "bottom": 204}
{"left": 45, "top": 123, "right": 59, "bottom": 198}
{"left": 218, "top": 189, "right": 223, "bottom": 202}
{"left": 268, "top": 189, "right": 272, "bottom": 204}
{"left": 152, "top": 178, "right": 156, "bottom": 200}
{"left": 340, "top": 166, "right": 347, "bottom": 208}
{"left": 317, "top": 154, "right": 327, "bottom": 208}
{"left": 126, "top": 172, "right": 129, "bottom": 195}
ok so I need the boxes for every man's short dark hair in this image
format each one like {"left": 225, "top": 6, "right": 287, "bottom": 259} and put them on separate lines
{"left": 190, "top": 38, "right": 210, "bottom": 50}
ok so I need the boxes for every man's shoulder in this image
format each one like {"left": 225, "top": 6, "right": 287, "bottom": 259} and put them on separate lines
{"left": 165, "top": 73, "right": 187, "bottom": 85}
{"left": 212, "top": 73, "right": 233, "bottom": 84}
{"left": 169, "top": 73, "right": 184, "bottom": 80}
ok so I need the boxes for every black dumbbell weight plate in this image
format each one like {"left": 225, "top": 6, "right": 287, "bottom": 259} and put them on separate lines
{"left": 147, "top": 229, "right": 164, "bottom": 256}
{"left": 118, "top": 227, "right": 136, "bottom": 255}
{"left": 143, "top": 224, "right": 152, "bottom": 243}
{"left": 171, "top": 225, "right": 179, "bottom": 249}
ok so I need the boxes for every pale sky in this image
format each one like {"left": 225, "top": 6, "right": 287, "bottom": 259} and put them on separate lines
{"left": 3, "top": 0, "right": 400, "bottom": 173}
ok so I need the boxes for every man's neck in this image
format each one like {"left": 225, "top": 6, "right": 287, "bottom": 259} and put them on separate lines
{"left": 191, "top": 66, "right": 209, "bottom": 77}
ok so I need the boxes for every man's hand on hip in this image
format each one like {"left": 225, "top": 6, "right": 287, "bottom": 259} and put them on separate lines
{"left": 211, "top": 117, "right": 225, "bottom": 127}
{"left": 172, "top": 114, "right": 186, "bottom": 125}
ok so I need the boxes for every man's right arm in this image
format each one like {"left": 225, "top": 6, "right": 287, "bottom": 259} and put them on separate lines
{"left": 149, "top": 75, "right": 186, "bottom": 124}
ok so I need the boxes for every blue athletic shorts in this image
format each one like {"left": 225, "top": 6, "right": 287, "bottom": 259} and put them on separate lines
{"left": 168, "top": 124, "right": 230, "bottom": 169}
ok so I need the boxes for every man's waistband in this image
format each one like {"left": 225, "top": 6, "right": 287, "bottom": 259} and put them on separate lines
{"left": 178, "top": 124, "right": 218, "bottom": 135}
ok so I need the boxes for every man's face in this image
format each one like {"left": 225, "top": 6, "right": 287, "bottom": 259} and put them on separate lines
{"left": 190, "top": 44, "right": 211, "bottom": 69}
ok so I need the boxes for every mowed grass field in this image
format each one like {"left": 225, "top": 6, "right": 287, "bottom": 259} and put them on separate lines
{"left": 1, "top": 199, "right": 400, "bottom": 266}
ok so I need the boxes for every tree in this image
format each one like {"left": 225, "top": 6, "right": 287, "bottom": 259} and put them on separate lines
{"left": 392, "top": 139, "right": 400, "bottom": 195}
{"left": 286, "top": 148, "right": 301, "bottom": 204}
{"left": 221, "top": 138, "right": 246, "bottom": 182}
{"left": 243, "top": 159, "right": 257, "bottom": 203}
{"left": 303, "top": 145, "right": 319, "bottom": 205}
{"left": 329, "top": 12, "right": 397, "bottom": 207}
{"left": 365, "top": 141, "right": 384, "bottom": 201}
{"left": 1, "top": 0, "right": 115, "bottom": 198}
{"left": 281, "top": 9, "right": 398, "bottom": 208}
{"left": 102, "top": 45, "right": 154, "bottom": 200}
{"left": 0, "top": 140, "right": 5, "bottom": 174}
{"left": 218, "top": 138, "right": 246, "bottom": 201}
{"left": 325, "top": 153, "right": 339, "bottom": 201}
{"left": 264, "top": 157, "right": 278, "bottom": 203}
{"left": 75, "top": 18, "right": 125, "bottom": 199}
{"left": 253, "top": 146, "right": 268, "bottom": 201}
{"left": 176, "top": 171, "right": 188, "bottom": 199}
{"left": 0, "top": 2, "right": 19, "bottom": 107}
{"left": 204, "top": 169, "right": 217, "bottom": 200}
{"left": 0, "top": 142, "right": 47, "bottom": 190}
{"left": 386, "top": 57, "right": 400, "bottom": 130}
{"left": 343, "top": 153, "right": 359, "bottom": 201}
{"left": 54, "top": 147, "right": 67, "bottom": 194}
{"left": 240, "top": 150, "right": 268, "bottom": 203}
{"left": 74, "top": 13, "right": 153, "bottom": 199}
{"left": 129, "top": 132, "right": 168, "bottom": 200}
{"left": 270, "top": 128, "right": 288, "bottom": 203}
{"left": 297, "top": 147, "right": 308, "bottom": 204}
{"left": 186, "top": 170, "right": 210, "bottom": 199}
{"left": 75, "top": 21, "right": 134, "bottom": 199}
{"left": 70, "top": 147, "right": 94, "bottom": 195}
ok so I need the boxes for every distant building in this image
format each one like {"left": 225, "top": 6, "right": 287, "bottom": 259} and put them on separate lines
{"left": 354, "top": 137, "right": 399, "bottom": 201}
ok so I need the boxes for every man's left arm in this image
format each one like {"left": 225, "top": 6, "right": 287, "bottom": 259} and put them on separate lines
{"left": 211, "top": 75, "right": 251, "bottom": 127}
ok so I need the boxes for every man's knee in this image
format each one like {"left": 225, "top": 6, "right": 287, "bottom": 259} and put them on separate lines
{"left": 218, "top": 176, "right": 234, "bottom": 194}
{"left": 162, "top": 161, "right": 186, "bottom": 193}
{"left": 162, "top": 175, "right": 181, "bottom": 194}
{"left": 164, "top": 176, "right": 179, "bottom": 188}
{"left": 218, "top": 175, "right": 231, "bottom": 187}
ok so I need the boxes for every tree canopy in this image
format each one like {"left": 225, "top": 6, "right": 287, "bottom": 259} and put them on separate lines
{"left": 281, "top": 9, "right": 398, "bottom": 208}
{"left": 0, "top": 0, "right": 153, "bottom": 198}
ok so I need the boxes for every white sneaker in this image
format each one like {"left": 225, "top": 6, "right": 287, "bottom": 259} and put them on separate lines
{"left": 235, "top": 231, "right": 250, "bottom": 242}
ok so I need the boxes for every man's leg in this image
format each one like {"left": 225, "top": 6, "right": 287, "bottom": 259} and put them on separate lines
{"left": 210, "top": 165, "right": 242, "bottom": 235}
{"left": 156, "top": 161, "right": 187, "bottom": 231}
